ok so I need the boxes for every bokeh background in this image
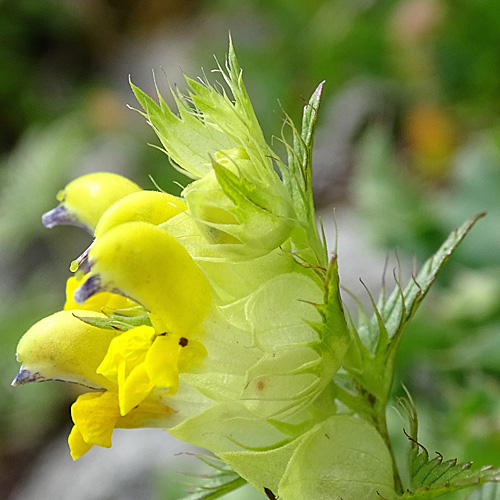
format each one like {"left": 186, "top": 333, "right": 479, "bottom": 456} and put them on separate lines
{"left": 1, "top": 1, "right": 499, "bottom": 499}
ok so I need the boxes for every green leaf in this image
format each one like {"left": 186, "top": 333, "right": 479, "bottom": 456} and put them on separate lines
{"left": 220, "top": 415, "right": 397, "bottom": 500}
{"left": 221, "top": 433, "right": 308, "bottom": 497}
{"left": 130, "top": 79, "right": 233, "bottom": 179}
{"left": 401, "top": 444, "right": 500, "bottom": 499}
{"left": 343, "top": 213, "right": 486, "bottom": 400}
{"left": 378, "top": 212, "right": 486, "bottom": 343}
{"left": 310, "top": 255, "right": 352, "bottom": 362}
{"left": 73, "top": 312, "right": 151, "bottom": 331}
{"left": 282, "top": 81, "right": 328, "bottom": 268}
{"left": 131, "top": 39, "right": 277, "bottom": 185}
{"left": 283, "top": 81, "right": 324, "bottom": 204}
{"left": 399, "top": 395, "right": 500, "bottom": 500}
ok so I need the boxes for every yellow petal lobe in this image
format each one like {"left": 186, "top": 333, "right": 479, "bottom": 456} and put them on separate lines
{"left": 68, "top": 426, "right": 93, "bottom": 460}
{"left": 145, "top": 335, "right": 181, "bottom": 393}
{"left": 71, "top": 392, "right": 120, "bottom": 449}
{"left": 120, "top": 363, "right": 154, "bottom": 415}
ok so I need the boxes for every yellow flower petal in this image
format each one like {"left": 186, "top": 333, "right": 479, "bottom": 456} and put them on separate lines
{"left": 43, "top": 172, "right": 141, "bottom": 233}
{"left": 71, "top": 392, "right": 120, "bottom": 449}
{"left": 13, "top": 310, "right": 118, "bottom": 390}
{"left": 145, "top": 335, "right": 181, "bottom": 393}
{"left": 97, "top": 325, "right": 154, "bottom": 384}
{"left": 178, "top": 338, "right": 208, "bottom": 371}
{"left": 145, "top": 335, "right": 208, "bottom": 396}
{"left": 94, "top": 190, "right": 186, "bottom": 238}
{"left": 97, "top": 326, "right": 157, "bottom": 414}
{"left": 68, "top": 390, "right": 175, "bottom": 459}
{"left": 68, "top": 425, "right": 93, "bottom": 460}
{"left": 119, "top": 363, "right": 154, "bottom": 415}
{"left": 117, "top": 397, "right": 175, "bottom": 429}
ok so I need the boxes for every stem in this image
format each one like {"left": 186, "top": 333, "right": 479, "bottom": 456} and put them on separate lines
{"left": 372, "top": 398, "right": 404, "bottom": 495}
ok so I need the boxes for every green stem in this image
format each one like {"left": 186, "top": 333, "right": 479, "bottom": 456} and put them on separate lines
{"left": 372, "top": 398, "right": 403, "bottom": 496}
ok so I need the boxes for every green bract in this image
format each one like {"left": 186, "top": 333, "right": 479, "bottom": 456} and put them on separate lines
{"left": 11, "top": 39, "right": 493, "bottom": 500}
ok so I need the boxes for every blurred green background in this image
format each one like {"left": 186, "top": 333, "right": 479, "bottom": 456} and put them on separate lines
{"left": 1, "top": 1, "right": 499, "bottom": 499}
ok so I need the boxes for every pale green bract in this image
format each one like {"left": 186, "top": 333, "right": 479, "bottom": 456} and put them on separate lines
{"left": 11, "top": 38, "right": 494, "bottom": 500}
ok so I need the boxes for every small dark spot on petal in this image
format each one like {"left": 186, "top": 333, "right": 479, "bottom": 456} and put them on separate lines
{"left": 179, "top": 337, "right": 188, "bottom": 347}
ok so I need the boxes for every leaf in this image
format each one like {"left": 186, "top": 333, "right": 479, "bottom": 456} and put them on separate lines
{"left": 221, "top": 433, "right": 308, "bottom": 496}
{"left": 283, "top": 81, "right": 324, "bottom": 203}
{"left": 73, "top": 312, "right": 151, "bottom": 331}
{"left": 310, "top": 255, "right": 352, "bottom": 365}
{"left": 343, "top": 213, "right": 486, "bottom": 400}
{"left": 130, "top": 80, "right": 233, "bottom": 179}
{"left": 399, "top": 395, "right": 500, "bottom": 500}
{"left": 400, "top": 444, "right": 500, "bottom": 499}
{"left": 378, "top": 212, "right": 486, "bottom": 342}
{"left": 282, "top": 81, "right": 328, "bottom": 267}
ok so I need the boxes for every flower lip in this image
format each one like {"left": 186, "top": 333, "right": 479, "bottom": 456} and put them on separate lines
{"left": 42, "top": 205, "right": 91, "bottom": 232}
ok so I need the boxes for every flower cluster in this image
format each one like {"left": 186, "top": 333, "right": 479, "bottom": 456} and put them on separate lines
{"left": 12, "top": 42, "right": 399, "bottom": 500}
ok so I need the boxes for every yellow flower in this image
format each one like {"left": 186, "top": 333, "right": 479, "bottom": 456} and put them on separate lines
{"left": 96, "top": 325, "right": 207, "bottom": 415}
{"left": 94, "top": 190, "right": 186, "bottom": 238}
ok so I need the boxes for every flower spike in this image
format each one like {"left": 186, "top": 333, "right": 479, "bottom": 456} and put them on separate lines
{"left": 11, "top": 39, "right": 486, "bottom": 500}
